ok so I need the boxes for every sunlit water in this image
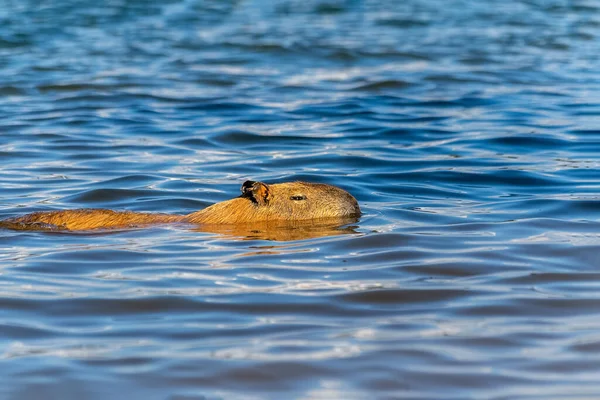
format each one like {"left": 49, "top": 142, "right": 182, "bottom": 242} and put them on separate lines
{"left": 1, "top": 0, "right": 600, "bottom": 398}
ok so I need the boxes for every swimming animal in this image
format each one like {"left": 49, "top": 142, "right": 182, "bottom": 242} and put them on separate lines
{"left": 0, "top": 181, "right": 361, "bottom": 231}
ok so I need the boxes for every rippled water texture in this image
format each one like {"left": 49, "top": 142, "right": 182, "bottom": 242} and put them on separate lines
{"left": 2, "top": 0, "right": 600, "bottom": 398}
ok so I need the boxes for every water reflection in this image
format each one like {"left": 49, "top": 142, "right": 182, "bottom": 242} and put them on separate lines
{"left": 191, "top": 216, "right": 361, "bottom": 242}
{"left": 0, "top": 215, "right": 360, "bottom": 242}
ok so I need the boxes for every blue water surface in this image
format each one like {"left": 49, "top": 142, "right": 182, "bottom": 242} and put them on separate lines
{"left": 1, "top": 0, "right": 600, "bottom": 398}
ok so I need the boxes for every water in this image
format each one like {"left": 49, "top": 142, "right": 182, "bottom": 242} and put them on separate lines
{"left": 1, "top": 0, "right": 600, "bottom": 398}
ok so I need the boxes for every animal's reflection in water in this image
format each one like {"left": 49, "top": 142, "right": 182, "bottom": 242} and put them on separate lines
{"left": 191, "top": 216, "right": 360, "bottom": 241}
{"left": 1, "top": 216, "right": 360, "bottom": 242}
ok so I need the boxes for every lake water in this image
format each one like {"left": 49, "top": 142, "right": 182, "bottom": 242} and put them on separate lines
{"left": 1, "top": 0, "right": 600, "bottom": 398}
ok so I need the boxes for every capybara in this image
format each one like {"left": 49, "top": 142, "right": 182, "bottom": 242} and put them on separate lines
{"left": 0, "top": 181, "right": 361, "bottom": 231}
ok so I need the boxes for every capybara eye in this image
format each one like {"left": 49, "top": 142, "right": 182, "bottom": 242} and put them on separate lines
{"left": 290, "top": 195, "right": 306, "bottom": 201}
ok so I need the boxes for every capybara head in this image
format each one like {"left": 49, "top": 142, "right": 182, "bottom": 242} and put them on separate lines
{"left": 186, "top": 181, "right": 361, "bottom": 224}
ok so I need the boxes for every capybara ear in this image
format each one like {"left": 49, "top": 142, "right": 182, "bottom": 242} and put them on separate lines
{"left": 241, "top": 181, "right": 271, "bottom": 206}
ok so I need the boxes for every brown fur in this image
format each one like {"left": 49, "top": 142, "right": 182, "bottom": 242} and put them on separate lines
{"left": 0, "top": 181, "right": 360, "bottom": 231}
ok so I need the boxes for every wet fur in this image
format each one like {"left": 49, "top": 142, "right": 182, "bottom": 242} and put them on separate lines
{"left": 1, "top": 181, "right": 360, "bottom": 231}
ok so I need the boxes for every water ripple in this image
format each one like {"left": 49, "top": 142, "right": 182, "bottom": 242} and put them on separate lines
{"left": 1, "top": 0, "right": 600, "bottom": 398}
